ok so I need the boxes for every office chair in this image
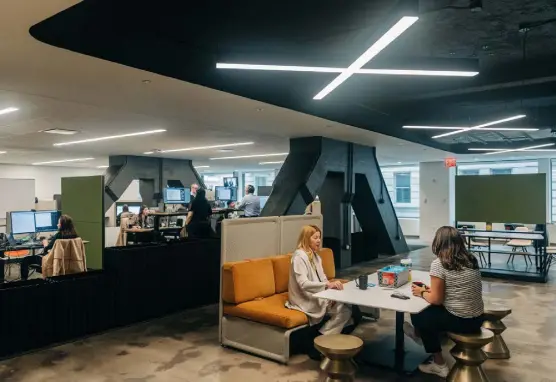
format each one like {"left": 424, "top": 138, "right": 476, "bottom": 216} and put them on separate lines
{"left": 506, "top": 226, "right": 533, "bottom": 266}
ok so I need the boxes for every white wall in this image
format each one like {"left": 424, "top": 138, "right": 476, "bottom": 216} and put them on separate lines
{"left": 0, "top": 164, "right": 102, "bottom": 200}
{"left": 419, "top": 162, "right": 455, "bottom": 242}
{"left": 399, "top": 218, "right": 419, "bottom": 237}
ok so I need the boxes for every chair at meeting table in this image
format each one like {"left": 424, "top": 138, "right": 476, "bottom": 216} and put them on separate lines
{"left": 464, "top": 231, "right": 488, "bottom": 267}
{"left": 505, "top": 226, "right": 533, "bottom": 265}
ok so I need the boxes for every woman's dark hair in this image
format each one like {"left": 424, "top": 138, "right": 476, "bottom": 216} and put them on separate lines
{"left": 139, "top": 205, "right": 148, "bottom": 215}
{"left": 432, "top": 226, "right": 478, "bottom": 271}
{"left": 196, "top": 188, "right": 207, "bottom": 201}
{"left": 59, "top": 214, "right": 78, "bottom": 236}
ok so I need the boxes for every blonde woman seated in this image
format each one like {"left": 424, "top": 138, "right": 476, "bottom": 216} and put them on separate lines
{"left": 286, "top": 225, "right": 359, "bottom": 358}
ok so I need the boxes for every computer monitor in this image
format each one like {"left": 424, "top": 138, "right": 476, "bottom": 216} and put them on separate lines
{"left": 215, "top": 186, "right": 237, "bottom": 202}
{"left": 163, "top": 187, "right": 191, "bottom": 204}
{"left": 10, "top": 211, "right": 36, "bottom": 235}
{"left": 116, "top": 205, "right": 141, "bottom": 216}
{"left": 35, "top": 210, "right": 61, "bottom": 233}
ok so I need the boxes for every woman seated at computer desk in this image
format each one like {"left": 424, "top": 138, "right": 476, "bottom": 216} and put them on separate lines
{"left": 20, "top": 214, "right": 79, "bottom": 280}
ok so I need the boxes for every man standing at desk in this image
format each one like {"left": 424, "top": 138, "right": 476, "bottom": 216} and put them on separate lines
{"left": 237, "top": 185, "right": 261, "bottom": 217}
{"left": 189, "top": 183, "right": 199, "bottom": 208}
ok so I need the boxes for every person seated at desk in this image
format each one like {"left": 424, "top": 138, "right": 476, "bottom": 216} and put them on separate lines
{"left": 20, "top": 214, "right": 79, "bottom": 280}
{"left": 186, "top": 188, "right": 212, "bottom": 238}
{"left": 286, "top": 225, "right": 359, "bottom": 360}
{"left": 134, "top": 205, "right": 151, "bottom": 228}
{"left": 404, "top": 226, "right": 484, "bottom": 378}
{"left": 236, "top": 185, "right": 261, "bottom": 217}
{"left": 118, "top": 204, "right": 133, "bottom": 220}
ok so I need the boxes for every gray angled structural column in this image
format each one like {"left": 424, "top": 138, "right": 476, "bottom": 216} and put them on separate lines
{"left": 262, "top": 137, "right": 408, "bottom": 268}
{"left": 103, "top": 155, "right": 204, "bottom": 213}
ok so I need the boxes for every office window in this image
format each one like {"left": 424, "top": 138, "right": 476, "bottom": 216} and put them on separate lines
{"left": 459, "top": 169, "right": 480, "bottom": 176}
{"left": 381, "top": 165, "right": 419, "bottom": 218}
{"left": 395, "top": 172, "right": 411, "bottom": 203}
{"left": 243, "top": 171, "right": 276, "bottom": 196}
{"left": 491, "top": 168, "right": 512, "bottom": 175}
{"left": 202, "top": 173, "right": 233, "bottom": 190}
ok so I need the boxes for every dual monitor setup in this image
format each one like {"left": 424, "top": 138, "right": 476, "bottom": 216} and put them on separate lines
{"left": 7, "top": 210, "right": 61, "bottom": 236}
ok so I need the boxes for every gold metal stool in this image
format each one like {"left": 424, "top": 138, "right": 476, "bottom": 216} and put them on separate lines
{"left": 447, "top": 328, "right": 494, "bottom": 382}
{"left": 314, "top": 334, "right": 364, "bottom": 382}
{"left": 482, "top": 305, "right": 511, "bottom": 359}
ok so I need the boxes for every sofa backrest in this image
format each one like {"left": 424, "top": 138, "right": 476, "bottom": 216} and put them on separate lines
{"left": 221, "top": 248, "right": 336, "bottom": 304}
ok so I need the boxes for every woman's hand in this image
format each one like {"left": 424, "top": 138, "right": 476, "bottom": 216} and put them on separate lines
{"left": 326, "top": 281, "right": 344, "bottom": 290}
{"left": 42, "top": 239, "right": 48, "bottom": 247}
{"left": 411, "top": 284, "right": 426, "bottom": 297}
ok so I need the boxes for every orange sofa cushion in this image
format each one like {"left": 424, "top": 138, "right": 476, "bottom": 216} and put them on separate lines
{"left": 319, "top": 248, "right": 335, "bottom": 280}
{"left": 271, "top": 254, "right": 292, "bottom": 293}
{"left": 222, "top": 258, "right": 276, "bottom": 304}
{"left": 224, "top": 292, "right": 308, "bottom": 329}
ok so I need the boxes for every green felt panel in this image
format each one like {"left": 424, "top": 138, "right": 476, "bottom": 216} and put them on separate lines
{"left": 62, "top": 176, "right": 104, "bottom": 269}
{"left": 455, "top": 174, "right": 546, "bottom": 224}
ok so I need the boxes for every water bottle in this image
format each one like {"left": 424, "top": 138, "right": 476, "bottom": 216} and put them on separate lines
{"left": 401, "top": 258, "right": 412, "bottom": 281}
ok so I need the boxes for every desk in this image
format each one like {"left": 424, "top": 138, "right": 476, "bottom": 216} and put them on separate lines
{"left": 461, "top": 230, "right": 548, "bottom": 282}
{"left": 124, "top": 228, "right": 154, "bottom": 244}
{"left": 315, "top": 270, "right": 431, "bottom": 373}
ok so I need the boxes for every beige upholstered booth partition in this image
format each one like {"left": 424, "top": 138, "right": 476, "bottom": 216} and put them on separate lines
{"left": 219, "top": 214, "right": 323, "bottom": 363}
{"left": 280, "top": 214, "right": 323, "bottom": 254}
{"left": 221, "top": 217, "right": 281, "bottom": 262}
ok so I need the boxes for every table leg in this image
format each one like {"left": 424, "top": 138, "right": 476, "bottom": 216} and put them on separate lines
{"left": 488, "top": 238, "right": 492, "bottom": 267}
{"left": 394, "top": 311, "right": 405, "bottom": 371}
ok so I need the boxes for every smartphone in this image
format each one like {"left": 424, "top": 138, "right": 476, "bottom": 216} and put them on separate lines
{"left": 412, "top": 281, "right": 426, "bottom": 288}
{"left": 391, "top": 292, "right": 410, "bottom": 300}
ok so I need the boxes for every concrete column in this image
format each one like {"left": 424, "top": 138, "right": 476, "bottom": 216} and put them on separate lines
{"left": 537, "top": 158, "right": 551, "bottom": 222}
{"left": 419, "top": 162, "right": 456, "bottom": 242}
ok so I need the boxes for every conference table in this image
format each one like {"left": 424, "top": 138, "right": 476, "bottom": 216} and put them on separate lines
{"left": 315, "top": 270, "right": 431, "bottom": 373}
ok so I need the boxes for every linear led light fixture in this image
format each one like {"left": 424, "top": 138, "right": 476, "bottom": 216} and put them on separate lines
{"left": 210, "top": 153, "right": 288, "bottom": 160}
{"left": 160, "top": 142, "right": 254, "bottom": 153}
{"left": 53, "top": 129, "right": 166, "bottom": 146}
{"left": 0, "top": 107, "right": 18, "bottom": 116}
{"left": 259, "top": 161, "right": 284, "bottom": 165}
{"left": 216, "top": 64, "right": 478, "bottom": 77}
{"left": 483, "top": 143, "right": 555, "bottom": 155}
{"left": 195, "top": 165, "right": 210, "bottom": 169}
{"left": 432, "top": 115, "right": 527, "bottom": 139}
{"left": 405, "top": 125, "right": 537, "bottom": 131}
{"left": 97, "top": 165, "right": 109, "bottom": 168}
{"left": 467, "top": 148, "right": 506, "bottom": 151}
{"left": 33, "top": 157, "right": 95, "bottom": 165}
{"left": 314, "top": 16, "right": 419, "bottom": 99}
{"left": 0, "top": 151, "right": 6, "bottom": 154}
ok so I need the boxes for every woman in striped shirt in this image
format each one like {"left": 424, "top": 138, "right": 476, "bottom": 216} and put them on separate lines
{"left": 404, "top": 226, "right": 484, "bottom": 378}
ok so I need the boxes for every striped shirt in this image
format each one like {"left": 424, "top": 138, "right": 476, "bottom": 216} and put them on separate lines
{"left": 430, "top": 258, "right": 484, "bottom": 318}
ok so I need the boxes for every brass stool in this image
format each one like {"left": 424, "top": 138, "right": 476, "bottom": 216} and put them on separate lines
{"left": 447, "top": 328, "right": 494, "bottom": 382}
{"left": 314, "top": 334, "right": 363, "bottom": 382}
{"left": 482, "top": 305, "right": 511, "bottom": 359}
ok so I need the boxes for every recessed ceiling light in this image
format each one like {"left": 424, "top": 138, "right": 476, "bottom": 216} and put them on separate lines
{"left": 483, "top": 143, "right": 555, "bottom": 155}
{"left": 33, "top": 158, "right": 95, "bottom": 165}
{"left": 259, "top": 161, "right": 284, "bottom": 165}
{"left": 97, "top": 165, "right": 109, "bottom": 168}
{"left": 217, "top": 149, "right": 235, "bottom": 153}
{"left": 0, "top": 151, "right": 6, "bottom": 154}
{"left": 53, "top": 129, "right": 166, "bottom": 146}
{"left": 314, "top": 16, "right": 419, "bottom": 99}
{"left": 142, "top": 80, "right": 151, "bottom": 84}
{"left": 404, "top": 125, "right": 537, "bottom": 131}
{"left": 468, "top": 148, "right": 506, "bottom": 151}
{"left": 41, "top": 128, "right": 79, "bottom": 135}
{"left": 432, "top": 115, "right": 526, "bottom": 139}
{"left": 217, "top": 64, "right": 478, "bottom": 77}
{"left": 210, "top": 153, "right": 288, "bottom": 160}
{"left": 397, "top": 162, "right": 402, "bottom": 164}
{"left": 0, "top": 107, "right": 18, "bottom": 116}
{"left": 195, "top": 165, "right": 210, "bottom": 169}
{"left": 144, "top": 151, "right": 154, "bottom": 155}
{"left": 160, "top": 142, "right": 254, "bottom": 153}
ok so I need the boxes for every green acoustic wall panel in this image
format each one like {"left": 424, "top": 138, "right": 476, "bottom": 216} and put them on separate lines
{"left": 61, "top": 176, "right": 104, "bottom": 269}
{"left": 455, "top": 174, "right": 546, "bottom": 224}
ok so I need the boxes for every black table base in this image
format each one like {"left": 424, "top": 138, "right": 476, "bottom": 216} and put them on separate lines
{"left": 357, "top": 312, "right": 429, "bottom": 374}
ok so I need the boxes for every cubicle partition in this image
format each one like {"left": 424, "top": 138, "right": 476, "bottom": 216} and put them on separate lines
{"left": 62, "top": 176, "right": 105, "bottom": 269}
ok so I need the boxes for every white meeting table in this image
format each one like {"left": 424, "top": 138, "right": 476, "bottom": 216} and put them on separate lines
{"left": 315, "top": 270, "right": 431, "bottom": 373}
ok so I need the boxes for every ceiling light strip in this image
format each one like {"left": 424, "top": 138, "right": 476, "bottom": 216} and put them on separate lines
{"left": 314, "top": 16, "right": 419, "bottom": 100}
{"left": 160, "top": 142, "right": 254, "bottom": 153}
{"left": 432, "top": 115, "right": 526, "bottom": 139}
{"left": 0, "top": 107, "right": 18, "bottom": 116}
{"left": 467, "top": 148, "right": 506, "bottom": 151}
{"left": 33, "top": 158, "right": 95, "bottom": 165}
{"left": 483, "top": 143, "right": 555, "bottom": 155}
{"left": 0, "top": 151, "right": 6, "bottom": 154}
{"left": 210, "top": 153, "right": 288, "bottom": 160}
{"left": 259, "top": 161, "right": 284, "bottom": 165}
{"left": 53, "top": 129, "right": 166, "bottom": 146}
{"left": 195, "top": 166, "right": 210, "bottom": 168}
{"left": 405, "top": 125, "right": 537, "bottom": 131}
{"left": 216, "top": 64, "right": 478, "bottom": 77}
